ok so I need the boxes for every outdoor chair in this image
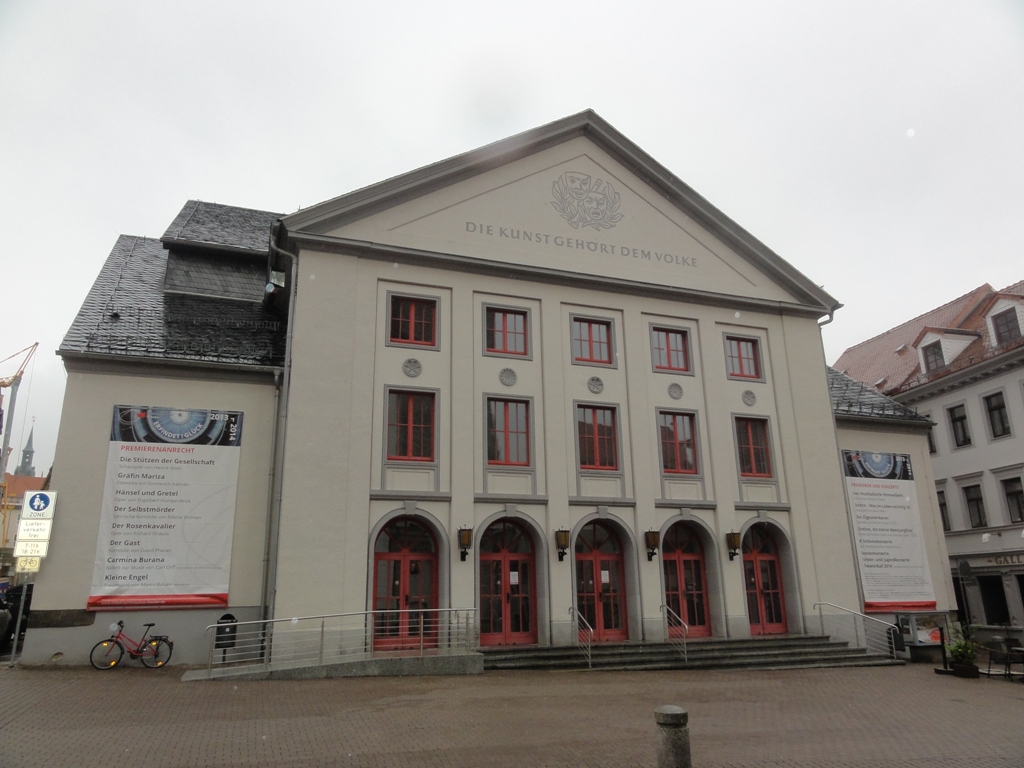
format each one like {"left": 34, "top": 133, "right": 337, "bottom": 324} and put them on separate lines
{"left": 984, "top": 638, "right": 1011, "bottom": 678}
{"left": 1005, "top": 638, "right": 1024, "bottom": 679}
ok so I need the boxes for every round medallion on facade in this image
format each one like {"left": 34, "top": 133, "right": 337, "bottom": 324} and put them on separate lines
{"left": 742, "top": 390, "right": 756, "bottom": 406}
{"left": 668, "top": 383, "right": 684, "bottom": 400}
{"left": 587, "top": 376, "right": 604, "bottom": 394}
{"left": 402, "top": 359, "right": 422, "bottom": 378}
{"left": 499, "top": 368, "right": 517, "bottom": 387}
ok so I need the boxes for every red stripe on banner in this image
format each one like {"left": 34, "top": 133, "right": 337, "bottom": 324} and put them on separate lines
{"left": 864, "top": 600, "right": 936, "bottom": 613}
{"left": 87, "top": 593, "right": 228, "bottom": 610}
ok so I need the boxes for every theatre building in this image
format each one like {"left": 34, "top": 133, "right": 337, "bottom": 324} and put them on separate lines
{"left": 25, "top": 112, "right": 914, "bottom": 666}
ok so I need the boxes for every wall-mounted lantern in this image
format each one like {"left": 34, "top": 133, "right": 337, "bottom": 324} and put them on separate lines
{"left": 726, "top": 531, "right": 742, "bottom": 561}
{"left": 555, "top": 529, "right": 571, "bottom": 561}
{"left": 644, "top": 530, "right": 660, "bottom": 561}
{"left": 458, "top": 527, "right": 473, "bottom": 561}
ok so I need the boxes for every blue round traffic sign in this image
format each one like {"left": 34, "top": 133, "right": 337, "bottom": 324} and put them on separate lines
{"left": 27, "top": 493, "right": 51, "bottom": 512}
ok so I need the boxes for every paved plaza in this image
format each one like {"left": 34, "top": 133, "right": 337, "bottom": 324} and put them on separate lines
{"left": 1, "top": 661, "right": 1022, "bottom": 767}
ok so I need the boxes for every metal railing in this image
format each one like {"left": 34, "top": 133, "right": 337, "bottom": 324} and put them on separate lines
{"left": 812, "top": 602, "right": 900, "bottom": 659}
{"left": 568, "top": 606, "right": 594, "bottom": 669}
{"left": 659, "top": 604, "right": 689, "bottom": 664}
{"left": 204, "top": 608, "right": 478, "bottom": 676}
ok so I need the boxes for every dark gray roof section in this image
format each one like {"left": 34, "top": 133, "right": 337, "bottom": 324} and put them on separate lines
{"left": 162, "top": 200, "right": 281, "bottom": 255}
{"left": 60, "top": 235, "right": 285, "bottom": 367}
{"left": 827, "top": 367, "right": 929, "bottom": 425}
{"left": 164, "top": 250, "right": 266, "bottom": 301}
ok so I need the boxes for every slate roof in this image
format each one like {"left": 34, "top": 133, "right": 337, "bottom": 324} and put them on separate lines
{"left": 827, "top": 367, "right": 930, "bottom": 426}
{"left": 162, "top": 200, "right": 281, "bottom": 255}
{"left": 60, "top": 235, "right": 285, "bottom": 367}
{"left": 834, "top": 281, "right": 1024, "bottom": 395}
{"left": 164, "top": 250, "right": 266, "bottom": 300}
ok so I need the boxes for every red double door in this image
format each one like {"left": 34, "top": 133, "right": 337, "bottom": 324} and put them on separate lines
{"left": 661, "top": 523, "right": 711, "bottom": 638}
{"left": 372, "top": 518, "right": 438, "bottom": 649}
{"left": 743, "top": 526, "right": 787, "bottom": 635}
{"left": 479, "top": 520, "right": 537, "bottom": 646}
{"left": 575, "top": 521, "right": 628, "bottom": 642}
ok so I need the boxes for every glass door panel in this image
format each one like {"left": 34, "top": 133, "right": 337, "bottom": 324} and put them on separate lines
{"left": 599, "top": 558, "right": 623, "bottom": 632}
{"left": 508, "top": 559, "right": 532, "bottom": 637}
{"left": 576, "top": 558, "right": 598, "bottom": 633}
{"left": 480, "top": 559, "right": 503, "bottom": 638}
{"left": 744, "top": 559, "right": 761, "bottom": 629}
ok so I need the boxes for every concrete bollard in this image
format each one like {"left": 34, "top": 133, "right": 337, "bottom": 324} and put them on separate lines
{"left": 655, "top": 705, "right": 691, "bottom": 768}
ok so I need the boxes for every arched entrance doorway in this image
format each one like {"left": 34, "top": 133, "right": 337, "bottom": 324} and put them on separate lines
{"left": 372, "top": 517, "right": 439, "bottom": 649}
{"left": 743, "top": 525, "right": 787, "bottom": 635}
{"left": 662, "top": 522, "right": 711, "bottom": 638}
{"left": 479, "top": 519, "right": 537, "bottom": 646}
{"left": 575, "top": 521, "right": 628, "bottom": 642}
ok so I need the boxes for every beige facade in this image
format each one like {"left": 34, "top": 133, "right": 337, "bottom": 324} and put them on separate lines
{"left": 269, "top": 115, "right": 861, "bottom": 648}
{"left": 23, "top": 112, "right": 907, "bottom": 665}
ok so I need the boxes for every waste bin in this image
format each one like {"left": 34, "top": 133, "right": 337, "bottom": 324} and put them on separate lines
{"left": 215, "top": 613, "right": 237, "bottom": 661}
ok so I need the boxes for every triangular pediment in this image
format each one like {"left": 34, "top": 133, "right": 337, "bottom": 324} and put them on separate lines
{"left": 283, "top": 111, "right": 839, "bottom": 313}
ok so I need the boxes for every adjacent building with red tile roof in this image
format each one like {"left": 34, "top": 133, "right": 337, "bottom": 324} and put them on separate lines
{"left": 836, "top": 281, "right": 1024, "bottom": 637}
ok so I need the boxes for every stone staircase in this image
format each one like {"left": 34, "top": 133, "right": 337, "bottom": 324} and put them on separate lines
{"left": 480, "top": 635, "right": 902, "bottom": 672}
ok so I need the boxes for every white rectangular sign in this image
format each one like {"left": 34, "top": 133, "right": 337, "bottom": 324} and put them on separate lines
{"left": 842, "top": 450, "right": 936, "bottom": 612}
{"left": 16, "top": 556, "right": 41, "bottom": 573}
{"left": 14, "top": 540, "right": 48, "bottom": 557}
{"left": 17, "top": 518, "right": 52, "bottom": 541}
{"left": 88, "top": 405, "right": 243, "bottom": 610}
{"left": 21, "top": 490, "right": 56, "bottom": 519}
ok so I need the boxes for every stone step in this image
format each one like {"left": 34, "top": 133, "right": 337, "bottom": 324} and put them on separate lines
{"left": 480, "top": 636, "right": 899, "bottom": 672}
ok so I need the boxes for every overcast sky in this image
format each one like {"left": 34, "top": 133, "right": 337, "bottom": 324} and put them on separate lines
{"left": 1, "top": 0, "right": 1021, "bottom": 476}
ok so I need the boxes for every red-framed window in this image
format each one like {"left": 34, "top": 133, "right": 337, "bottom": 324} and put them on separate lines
{"left": 571, "top": 318, "right": 612, "bottom": 364}
{"left": 725, "top": 336, "right": 761, "bottom": 379}
{"left": 652, "top": 327, "right": 690, "bottom": 372}
{"left": 658, "top": 411, "right": 698, "bottom": 474}
{"left": 736, "top": 417, "right": 771, "bottom": 477}
{"left": 487, "top": 398, "right": 530, "bottom": 466}
{"left": 486, "top": 308, "right": 527, "bottom": 356}
{"left": 387, "top": 390, "right": 435, "bottom": 461}
{"left": 389, "top": 296, "right": 436, "bottom": 346}
{"left": 577, "top": 405, "right": 618, "bottom": 470}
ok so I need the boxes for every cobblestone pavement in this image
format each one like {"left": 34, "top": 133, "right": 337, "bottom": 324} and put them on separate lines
{"left": 1, "top": 662, "right": 1022, "bottom": 767}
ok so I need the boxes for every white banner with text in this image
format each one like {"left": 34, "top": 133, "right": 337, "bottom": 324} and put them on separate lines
{"left": 843, "top": 450, "right": 936, "bottom": 612}
{"left": 88, "top": 405, "right": 243, "bottom": 610}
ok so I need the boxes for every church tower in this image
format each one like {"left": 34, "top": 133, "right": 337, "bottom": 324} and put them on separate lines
{"left": 14, "top": 427, "right": 35, "bottom": 477}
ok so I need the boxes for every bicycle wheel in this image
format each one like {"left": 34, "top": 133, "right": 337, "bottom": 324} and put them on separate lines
{"left": 90, "top": 639, "right": 124, "bottom": 669}
{"left": 141, "top": 638, "right": 173, "bottom": 668}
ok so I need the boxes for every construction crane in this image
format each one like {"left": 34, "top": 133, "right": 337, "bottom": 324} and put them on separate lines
{"left": 0, "top": 343, "right": 39, "bottom": 476}
{"left": 0, "top": 343, "right": 38, "bottom": 549}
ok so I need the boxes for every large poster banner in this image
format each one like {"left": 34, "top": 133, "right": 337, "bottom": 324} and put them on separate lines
{"left": 88, "top": 405, "right": 244, "bottom": 610}
{"left": 842, "top": 450, "right": 936, "bottom": 612}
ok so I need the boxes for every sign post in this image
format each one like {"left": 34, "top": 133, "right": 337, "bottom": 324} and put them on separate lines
{"left": 9, "top": 491, "right": 55, "bottom": 667}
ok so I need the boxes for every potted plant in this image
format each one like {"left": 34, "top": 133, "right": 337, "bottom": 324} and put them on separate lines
{"left": 948, "top": 622, "right": 980, "bottom": 678}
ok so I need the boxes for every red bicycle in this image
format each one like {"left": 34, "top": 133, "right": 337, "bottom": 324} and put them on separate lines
{"left": 90, "top": 620, "right": 173, "bottom": 669}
